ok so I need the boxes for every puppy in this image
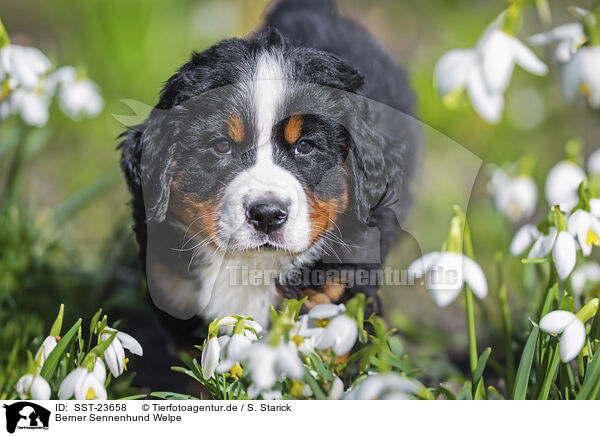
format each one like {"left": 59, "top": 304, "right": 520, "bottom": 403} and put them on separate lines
{"left": 120, "top": 0, "right": 418, "bottom": 337}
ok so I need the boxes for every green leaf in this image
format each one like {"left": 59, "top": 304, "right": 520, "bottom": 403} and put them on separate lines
{"left": 473, "top": 379, "right": 486, "bottom": 400}
{"left": 303, "top": 367, "right": 327, "bottom": 400}
{"left": 309, "top": 353, "right": 332, "bottom": 381}
{"left": 40, "top": 318, "right": 82, "bottom": 379}
{"left": 170, "top": 366, "right": 201, "bottom": 382}
{"left": 388, "top": 336, "right": 404, "bottom": 356}
{"left": 512, "top": 325, "right": 539, "bottom": 399}
{"left": 472, "top": 347, "right": 491, "bottom": 388}
{"left": 537, "top": 345, "right": 560, "bottom": 400}
{"left": 119, "top": 394, "right": 148, "bottom": 400}
{"left": 49, "top": 304, "right": 64, "bottom": 337}
{"left": 457, "top": 381, "right": 473, "bottom": 400}
{"left": 435, "top": 385, "right": 456, "bottom": 400}
{"left": 577, "top": 346, "right": 600, "bottom": 399}
{"left": 151, "top": 391, "right": 200, "bottom": 400}
{"left": 487, "top": 385, "right": 504, "bottom": 400}
{"left": 88, "top": 330, "right": 116, "bottom": 358}
{"left": 87, "top": 309, "right": 102, "bottom": 351}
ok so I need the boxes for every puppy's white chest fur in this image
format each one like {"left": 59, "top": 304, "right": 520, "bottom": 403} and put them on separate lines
{"left": 196, "top": 250, "right": 289, "bottom": 327}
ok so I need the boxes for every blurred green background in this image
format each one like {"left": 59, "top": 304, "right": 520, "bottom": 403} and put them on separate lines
{"left": 1, "top": 0, "right": 599, "bottom": 394}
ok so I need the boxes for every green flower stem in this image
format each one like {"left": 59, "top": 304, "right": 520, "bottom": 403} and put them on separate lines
{"left": 538, "top": 263, "right": 558, "bottom": 319}
{"left": 461, "top": 216, "right": 478, "bottom": 373}
{"left": 496, "top": 253, "right": 515, "bottom": 394}
{"left": 2, "top": 125, "right": 29, "bottom": 210}
{"left": 464, "top": 287, "right": 478, "bottom": 374}
{"left": 578, "top": 352, "right": 586, "bottom": 382}
{"left": 503, "top": 0, "right": 534, "bottom": 36}
{"left": 554, "top": 206, "right": 567, "bottom": 232}
{"left": 534, "top": 0, "right": 552, "bottom": 25}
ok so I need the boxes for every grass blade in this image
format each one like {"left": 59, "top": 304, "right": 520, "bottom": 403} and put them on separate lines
{"left": 40, "top": 318, "right": 82, "bottom": 380}
{"left": 512, "top": 325, "right": 539, "bottom": 400}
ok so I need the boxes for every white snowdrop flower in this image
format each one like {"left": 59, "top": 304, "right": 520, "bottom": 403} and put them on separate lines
{"left": 201, "top": 336, "right": 220, "bottom": 380}
{"left": 408, "top": 251, "right": 488, "bottom": 307}
{"left": 588, "top": 149, "right": 600, "bottom": 175}
{"left": 539, "top": 310, "right": 586, "bottom": 362}
{"left": 48, "top": 66, "right": 103, "bottom": 119}
{"left": 216, "top": 332, "right": 253, "bottom": 374}
{"left": 58, "top": 358, "right": 107, "bottom": 400}
{"left": 590, "top": 199, "right": 600, "bottom": 218}
{"left": 528, "top": 227, "right": 577, "bottom": 280}
{"left": 34, "top": 336, "right": 57, "bottom": 366}
{"left": 329, "top": 376, "right": 345, "bottom": 400}
{"left": 510, "top": 224, "right": 541, "bottom": 256}
{"left": 529, "top": 23, "right": 586, "bottom": 63}
{"left": 435, "top": 16, "right": 547, "bottom": 124}
{"left": 344, "top": 373, "right": 417, "bottom": 400}
{"left": 567, "top": 209, "right": 600, "bottom": 256}
{"left": 435, "top": 48, "right": 505, "bottom": 123}
{"left": 8, "top": 87, "right": 51, "bottom": 127}
{"left": 572, "top": 262, "right": 600, "bottom": 297}
{"left": 545, "top": 160, "right": 586, "bottom": 212}
{"left": 313, "top": 314, "right": 358, "bottom": 355}
{"left": 247, "top": 384, "right": 282, "bottom": 400}
{"left": 476, "top": 26, "right": 548, "bottom": 96}
{"left": 247, "top": 341, "right": 304, "bottom": 391}
{"left": 101, "top": 327, "right": 143, "bottom": 378}
{"left": 0, "top": 45, "right": 51, "bottom": 90}
{"left": 291, "top": 303, "right": 355, "bottom": 355}
{"left": 290, "top": 322, "right": 317, "bottom": 355}
{"left": 16, "top": 374, "right": 51, "bottom": 400}
{"left": 296, "top": 303, "right": 345, "bottom": 337}
{"left": 488, "top": 166, "right": 537, "bottom": 222}
{"left": 562, "top": 45, "right": 600, "bottom": 108}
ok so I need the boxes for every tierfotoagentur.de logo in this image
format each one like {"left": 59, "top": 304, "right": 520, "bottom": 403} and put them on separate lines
{"left": 3, "top": 402, "right": 50, "bottom": 433}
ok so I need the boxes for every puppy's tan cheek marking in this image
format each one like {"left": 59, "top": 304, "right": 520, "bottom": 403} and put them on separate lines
{"left": 169, "top": 176, "right": 221, "bottom": 243}
{"left": 284, "top": 114, "right": 303, "bottom": 144}
{"left": 306, "top": 180, "right": 348, "bottom": 244}
{"left": 227, "top": 113, "right": 244, "bottom": 143}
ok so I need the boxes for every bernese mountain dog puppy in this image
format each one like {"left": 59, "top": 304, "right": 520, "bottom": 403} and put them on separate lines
{"left": 120, "top": 0, "right": 418, "bottom": 337}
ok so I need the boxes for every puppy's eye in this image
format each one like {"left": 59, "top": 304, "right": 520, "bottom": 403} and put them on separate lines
{"left": 213, "top": 139, "right": 232, "bottom": 155}
{"left": 295, "top": 139, "right": 314, "bottom": 155}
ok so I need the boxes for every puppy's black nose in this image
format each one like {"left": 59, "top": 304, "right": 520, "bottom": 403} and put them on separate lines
{"left": 246, "top": 201, "right": 288, "bottom": 234}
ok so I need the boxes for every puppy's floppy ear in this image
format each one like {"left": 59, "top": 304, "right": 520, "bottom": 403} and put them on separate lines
{"left": 343, "top": 99, "right": 418, "bottom": 225}
{"left": 344, "top": 124, "right": 387, "bottom": 224}
{"left": 139, "top": 109, "right": 178, "bottom": 223}
{"left": 120, "top": 109, "right": 177, "bottom": 224}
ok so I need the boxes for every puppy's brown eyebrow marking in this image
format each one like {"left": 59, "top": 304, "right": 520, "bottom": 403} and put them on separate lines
{"left": 284, "top": 114, "right": 303, "bottom": 144}
{"left": 227, "top": 113, "right": 244, "bottom": 143}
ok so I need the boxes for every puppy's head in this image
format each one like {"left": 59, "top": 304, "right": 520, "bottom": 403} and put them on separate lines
{"left": 122, "top": 29, "right": 388, "bottom": 257}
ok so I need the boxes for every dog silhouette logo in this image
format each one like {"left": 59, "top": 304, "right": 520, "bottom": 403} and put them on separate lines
{"left": 3, "top": 402, "right": 50, "bottom": 433}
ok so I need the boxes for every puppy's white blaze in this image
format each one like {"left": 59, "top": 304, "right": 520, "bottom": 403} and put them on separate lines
{"left": 253, "top": 51, "right": 285, "bottom": 166}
